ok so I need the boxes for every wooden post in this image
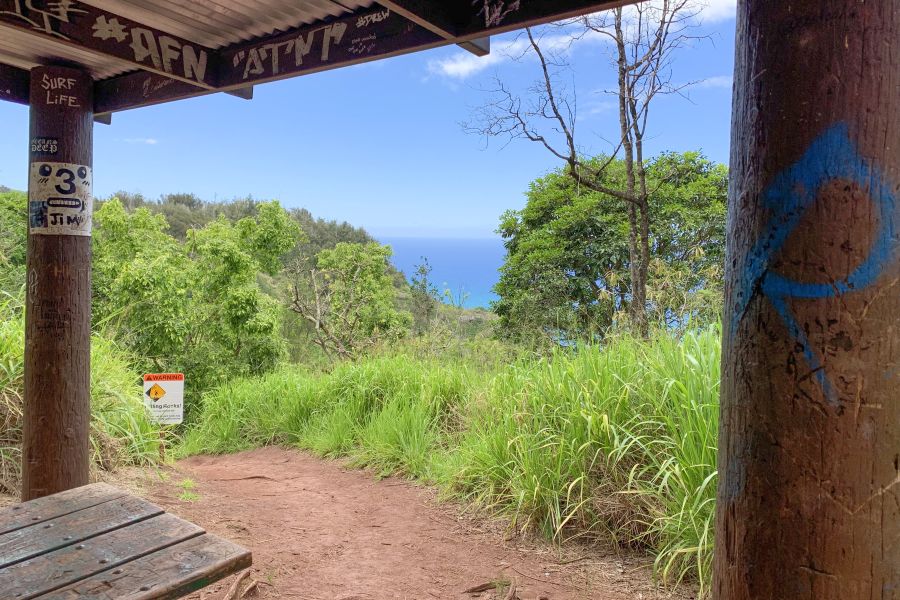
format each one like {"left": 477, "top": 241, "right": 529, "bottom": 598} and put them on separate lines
{"left": 21, "top": 66, "right": 94, "bottom": 501}
{"left": 715, "top": 1, "right": 899, "bottom": 598}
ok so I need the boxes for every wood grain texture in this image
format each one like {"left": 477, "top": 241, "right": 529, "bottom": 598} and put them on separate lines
{"left": 714, "top": 1, "right": 900, "bottom": 598}
{"left": 0, "top": 495, "right": 162, "bottom": 569}
{"left": 43, "top": 533, "right": 252, "bottom": 600}
{"left": 22, "top": 65, "right": 93, "bottom": 501}
{"left": 0, "top": 512, "right": 203, "bottom": 599}
{"left": 0, "top": 483, "right": 123, "bottom": 535}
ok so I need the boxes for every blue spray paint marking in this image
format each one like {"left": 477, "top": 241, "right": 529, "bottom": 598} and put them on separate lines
{"left": 733, "top": 123, "right": 899, "bottom": 405}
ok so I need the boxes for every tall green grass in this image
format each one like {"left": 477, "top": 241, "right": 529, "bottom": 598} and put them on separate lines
{"left": 180, "top": 330, "right": 720, "bottom": 595}
{"left": 0, "top": 289, "right": 162, "bottom": 495}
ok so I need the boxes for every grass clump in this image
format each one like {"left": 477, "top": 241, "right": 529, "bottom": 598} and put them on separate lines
{"left": 0, "top": 289, "right": 162, "bottom": 495}
{"left": 180, "top": 330, "right": 720, "bottom": 595}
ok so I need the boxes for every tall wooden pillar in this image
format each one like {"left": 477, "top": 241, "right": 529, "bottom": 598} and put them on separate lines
{"left": 714, "top": 1, "right": 899, "bottom": 598}
{"left": 22, "top": 66, "right": 94, "bottom": 501}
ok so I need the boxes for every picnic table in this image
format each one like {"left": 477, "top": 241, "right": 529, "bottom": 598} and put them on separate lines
{"left": 0, "top": 483, "right": 251, "bottom": 599}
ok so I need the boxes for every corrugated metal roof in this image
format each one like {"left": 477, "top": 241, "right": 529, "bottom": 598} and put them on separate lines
{"left": 0, "top": 0, "right": 373, "bottom": 80}
{"left": 95, "top": 0, "right": 373, "bottom": 48}
{"left": 0, "top": 25, "right": 135, "bottom": 80}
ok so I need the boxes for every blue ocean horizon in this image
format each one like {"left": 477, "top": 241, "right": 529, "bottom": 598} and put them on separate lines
{"left": 377, "top": 236, "right": 506, "bottom": 309}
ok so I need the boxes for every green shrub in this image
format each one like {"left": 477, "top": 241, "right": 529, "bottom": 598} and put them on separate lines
{"left": 0, "top": 289, "right": 161, "bottom": 495}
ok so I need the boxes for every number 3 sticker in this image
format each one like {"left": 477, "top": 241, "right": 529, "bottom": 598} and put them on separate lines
{"left": 29, "top": 162, "right": 93, "bottom": 236}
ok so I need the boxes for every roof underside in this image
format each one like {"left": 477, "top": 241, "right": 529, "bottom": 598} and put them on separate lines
{"left": 0, "top": 0, "right": 373, "bottom": 80}
{"left": 0, "top": 0, "right": 626, "bottom": 117}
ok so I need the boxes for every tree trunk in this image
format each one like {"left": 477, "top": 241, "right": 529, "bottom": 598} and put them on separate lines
{"left": 714, "top": 1, "right": 900, "bottom": 598}
{"left": 614, "top": 9, "right": 643, "bottom": 335}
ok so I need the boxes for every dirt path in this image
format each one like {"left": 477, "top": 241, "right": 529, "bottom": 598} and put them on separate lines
{"left": 126, "top": 447, "right": 692, "bottom": 600}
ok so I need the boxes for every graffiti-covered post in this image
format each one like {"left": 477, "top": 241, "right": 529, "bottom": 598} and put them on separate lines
{"left": 714, "top": 1, "right": 899, "bottom": 598}
{"left": 21, "top": 66, "right": 93, "bottom": 501}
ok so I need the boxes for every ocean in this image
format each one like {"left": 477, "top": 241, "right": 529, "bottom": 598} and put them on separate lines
{"left": 377, "top": 236, "right": 507, "bottom": 309}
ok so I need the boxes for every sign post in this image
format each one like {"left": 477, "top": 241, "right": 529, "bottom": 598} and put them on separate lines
{"left": 143, "top": 373, "right": 185, "bottom": 462}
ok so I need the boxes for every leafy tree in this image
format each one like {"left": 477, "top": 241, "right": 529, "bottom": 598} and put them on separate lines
{"left": 494, "top": 151, "right": 726, "bottom": 342}
{"left": 409, "top": 258, "right": 439, "bottom": 334}
{"left": 0, "top": 191, "right": 27, "bottom": 290}
{"left": 289, "top": 242, "right": 411, "bottom": 360}
{"left": 469, "top": 1, "right": 703, "bottom": 335}
{"left": 93, "top": 199, "right": 302, "bottom": 417}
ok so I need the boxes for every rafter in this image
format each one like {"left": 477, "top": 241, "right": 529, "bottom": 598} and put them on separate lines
{"left": 0, "top": 1, "right": 217, "bottom": 88}
{"left": 377, "top": 1, "right": 490, "bottom": 57}
{"left": 217, "top": 7, "right": 442, "bottom": 88}
{"left": 1, "top": 0, "right": 630, "bottom": 116}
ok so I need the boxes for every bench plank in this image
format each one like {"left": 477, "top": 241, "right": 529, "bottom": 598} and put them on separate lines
{"left": 41, "top": 534, "right": 253, "bottom": 600}
{"left": 0, "top": 495, "right": 164, "bottom": 569}
{"left": 0, "top": 483, "right": 125, "bottom": 535}
{"left": 0, "top": 512, "right": 204, "bottom": 600}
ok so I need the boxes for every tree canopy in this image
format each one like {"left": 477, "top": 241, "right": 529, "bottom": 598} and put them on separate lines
{"left": 493, "top": 151, "right": 726, "bottom": 342}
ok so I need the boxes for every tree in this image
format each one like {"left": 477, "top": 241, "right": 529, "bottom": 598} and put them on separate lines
{"left": 289, "top": 242, "right": 411, "bottom": 360}
{"left": 92, "top": 198, "right": 302, "bottom": 416}
{"left": 0, "top": 191, "right": 27, "bottom": 290}
{"left": 493, "top": 151, "right": 726, "bottom": 342}
{"left": 409, "top": 258, "right": 440, "bottom": 334}
{"left": 469, "top": 0, "right": 700, "bottom": 335}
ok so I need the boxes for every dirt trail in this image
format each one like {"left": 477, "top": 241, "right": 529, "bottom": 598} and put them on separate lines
{"left": 132, "top": 447, "right": 691, "bottom": 600}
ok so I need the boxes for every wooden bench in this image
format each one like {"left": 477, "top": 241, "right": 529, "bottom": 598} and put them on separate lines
{"left": 0, "top": 483, "right": 251, "bottom": 599}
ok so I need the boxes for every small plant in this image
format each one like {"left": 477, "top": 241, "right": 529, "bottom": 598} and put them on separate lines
{"left": 177, "top": 479, "right": 200, "bottom": 502}
{"left": 178, "top": 490, "right": 200, "bottom": 502}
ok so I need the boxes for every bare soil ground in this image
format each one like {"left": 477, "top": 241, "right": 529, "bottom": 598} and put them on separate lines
{"left": 7, "top": 446, "right": 698, "bottom": 600}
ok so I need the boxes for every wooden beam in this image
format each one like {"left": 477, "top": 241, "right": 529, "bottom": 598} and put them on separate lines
{"left": 376, "top": 1, "right": 457, "bottom": 38}
{"left": 455, "top": 0, "right": 629, "bottom": 40}
{"left": 0, "top": 1, "right": 217, "bottom": 88}
{"left": 217, "top": 6, "right": 442, "bottom": 88}
{"left": 226, "top": 86, "right": 254, "bottom": 100}
{"left": 714, "top": 1, "right": 900, "bottom": 597}
{"left": 458, "top": 36, "right": 490, "bottom": 57}
{"left": 0, "top": 64, "right": 29, "bottom": 105}
{"left": 22, "top": 65, "right": 93, "bottom": 501}
{"left": 377, "top": 2, "right": 491, "bottom": 56}
{"left": 91, "top": 0, "right": 628, "bottom": 115}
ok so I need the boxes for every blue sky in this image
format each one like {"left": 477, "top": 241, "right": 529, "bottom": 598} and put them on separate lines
{"left": 0, "top": 1, "right": 736, "bottom": 238}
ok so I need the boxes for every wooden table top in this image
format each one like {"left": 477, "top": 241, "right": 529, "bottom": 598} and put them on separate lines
{"left": 0, "top": 483, "right": 251, "bottom": 599}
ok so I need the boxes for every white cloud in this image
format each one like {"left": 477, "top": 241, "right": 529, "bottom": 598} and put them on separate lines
{"left": 698, "top": 0, "right": 736, "bottom": 23}
{"left": 696, "top": 74, "right": 733, "bottom": 89}
{"left": 427, "top": 0, "right": 735, "bottom": 82}
{"left": 427, "top": 29, "right": 604, "bottom": 81}
{"left": 122, "top": 137, "right": 158, "bottom": 145}
{"left": 427, "top": 49, "right": 509, "bottom": 80}
{"left": 584, "top": 99, "right": 616, "bottom": 116}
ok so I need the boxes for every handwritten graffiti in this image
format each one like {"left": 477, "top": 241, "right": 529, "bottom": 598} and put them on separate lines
{"left": 232, "top": 23, "right": 347, "bottom": 80}
{"left": 348, "top": 33, "right": 377, "bottom": 56}
{"left": 734, "top": 123, "right": 899, "bottom": 404}
{"left": 356, "top": 8, "right": 389, "bottom": 28}
{"left": 474, "top": 0, "right": 521, "bottom": 27}
{"left": 0, "top": 0, "right": 85, "bottom": 39}
{"left": 141, "top": 74, "right": 175, "bottom": 99}
{"left": 92, "top": 15, "right": 208, "bottom": 83}
{"left": 40, "top": 72, "right": 81, "bottom": 107}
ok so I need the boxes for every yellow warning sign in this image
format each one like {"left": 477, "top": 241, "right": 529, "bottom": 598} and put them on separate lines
{"left": 146, "top": 383, "right": 166, "bottom": 402}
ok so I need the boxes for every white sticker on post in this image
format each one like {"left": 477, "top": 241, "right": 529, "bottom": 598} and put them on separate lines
{"left": 29, "top": 161, "right": 93, "bottom": 236}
